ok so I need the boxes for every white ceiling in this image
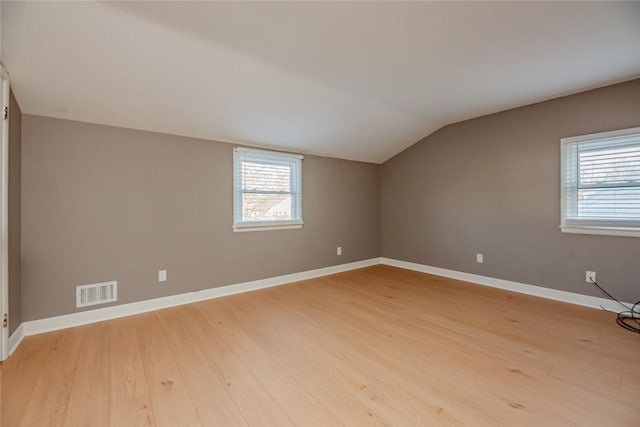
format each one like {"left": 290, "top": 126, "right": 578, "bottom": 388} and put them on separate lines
{"left": 2, "top": 1, "right": 639, "bottom": 163}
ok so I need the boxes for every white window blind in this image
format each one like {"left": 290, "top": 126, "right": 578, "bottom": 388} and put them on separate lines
{"left": 233, "top": 147, "right": 303, "bottom": 231}
{"left": 561, "top": 127, "right": 640, "bottom": 236}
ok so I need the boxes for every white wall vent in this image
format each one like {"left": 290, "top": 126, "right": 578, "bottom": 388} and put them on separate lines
{"left": 76, "top": 281, "right": 117, "bottom": 308}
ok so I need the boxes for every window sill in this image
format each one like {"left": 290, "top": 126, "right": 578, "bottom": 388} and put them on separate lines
{"left": 560, "top": 226, "right": 640, "bottom": 238}
{"left": 233, "top": 222, "right": 303, "bottom": 233}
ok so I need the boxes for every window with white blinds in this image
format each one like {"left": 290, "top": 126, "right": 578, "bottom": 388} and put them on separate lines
{"left": 561, "top": 126, "right": 640, "bottom": 237}
{"left": 233, "top": 147, "right": 303, "bottom": 231}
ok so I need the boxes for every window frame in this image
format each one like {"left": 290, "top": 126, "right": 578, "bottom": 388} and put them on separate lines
{"left": 233, "top": 147, "right": 303, "bottom": 232}
{"left": 560, "top": 126, "right": 640, "bottom": 238}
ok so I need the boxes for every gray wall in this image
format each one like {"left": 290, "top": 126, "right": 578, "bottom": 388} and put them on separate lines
{"left": 8, "top": 89, "right": 21, "bottom": 334}
{"left": 21, "top": 115, "right": 380, "bottom": 320}
{"left": 381, "top": 78, "right": 640, "bottom": 303}
{"left": 20, "top": 78, "right": 640, "bottom": 322}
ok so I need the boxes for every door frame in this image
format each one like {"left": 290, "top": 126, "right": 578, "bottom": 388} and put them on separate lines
{"left": 0, "top": 64, "right": 10, "bottom": 361}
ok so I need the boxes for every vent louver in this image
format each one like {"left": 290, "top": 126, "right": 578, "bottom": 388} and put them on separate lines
{"left": 76, "top": 281, "right": 117, "bottom": 308}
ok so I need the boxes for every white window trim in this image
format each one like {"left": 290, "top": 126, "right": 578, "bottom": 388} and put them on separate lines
{"left": 560, "top": 126, "right": 640, "bottom": 238}
{"left": 559, "top": 226, "right": 640, "bottom": 238}
{"left": 233, "top": 223, "right": 303, "bottom": 233}
{"left": 233, "top": 147, "right": 303, "bottom": 232}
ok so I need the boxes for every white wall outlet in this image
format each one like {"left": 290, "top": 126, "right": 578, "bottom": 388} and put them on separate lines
{"left": 158, "top": 269, "right": 167, "bottom": 282}
{"left": 337, "top": 246, "right": 342, "bottom": 256}
{"left": 586, "top": 271, "right": 596, "bottom": 283}
{"left": 476, "top": 253, "right": 483, "bottom": 263}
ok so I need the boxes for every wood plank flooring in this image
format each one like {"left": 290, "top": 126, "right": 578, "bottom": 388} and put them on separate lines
{"left": 2, "top": 265, "right": 639, "bottom": 426}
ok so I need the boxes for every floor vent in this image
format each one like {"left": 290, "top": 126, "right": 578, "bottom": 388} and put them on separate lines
{"left": 76, "top": 281, "right": 117, "bottom": 308}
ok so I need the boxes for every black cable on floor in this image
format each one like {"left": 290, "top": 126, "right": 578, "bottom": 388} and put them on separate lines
{"left": 589, "top": 279, "right": 640, "bottom": 334}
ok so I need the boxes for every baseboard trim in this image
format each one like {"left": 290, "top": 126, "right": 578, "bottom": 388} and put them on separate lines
{"left": 22, "top": 257, "right": 381, "bottom": 337}
{"left": 380, "top": 257, "right": 629, "bottom": 312}
{"left": 8, "top": 323, "right": 24, "bottom": 356}
{"left": 16, "top": 256, "right": 627, "bottom": 346}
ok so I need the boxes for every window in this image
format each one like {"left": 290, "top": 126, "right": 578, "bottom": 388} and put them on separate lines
{"left": 561, "top": 126, "right": 640, "bottom": 237}
{"left": 233, "top": 147, "right": 303, "bottom": 231}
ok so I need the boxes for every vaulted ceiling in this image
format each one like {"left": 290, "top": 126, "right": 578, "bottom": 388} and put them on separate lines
{"left": 2, "top": 1, "right": 639, "bottom": 163}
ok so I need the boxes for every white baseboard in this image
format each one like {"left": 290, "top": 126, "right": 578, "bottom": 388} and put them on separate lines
{"left": 8, "top": 323, "right": 24, "bottom": 356}
{"left": 15, "top": 256, "right": 628, "bottom": 353}
{"left": 21, "top": 258, "right": 381, "bottom": 337}
{"left": 380, "top": 257, "right": 630, "bottom": 312}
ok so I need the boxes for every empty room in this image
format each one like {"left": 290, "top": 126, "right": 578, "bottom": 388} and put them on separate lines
{"left": 1, "top": 1, "right": 639, "bottom": 426}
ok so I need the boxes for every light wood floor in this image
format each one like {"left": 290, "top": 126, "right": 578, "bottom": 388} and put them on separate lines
{"left": 2, "top": 265, "right": 639, "bottom": 426}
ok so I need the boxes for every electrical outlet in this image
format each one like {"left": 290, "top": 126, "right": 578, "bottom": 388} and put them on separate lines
{"left": 159, "top": 269, "right": 167, "bottom": 282}
{"left": 586, "top": 271, "right": 596, "bottom": 283}
{"left": 476, "top": 253, "right": 483, "bottom": 263}
{"left": 337, "top": 246, "right": 342, "bottom": 256}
